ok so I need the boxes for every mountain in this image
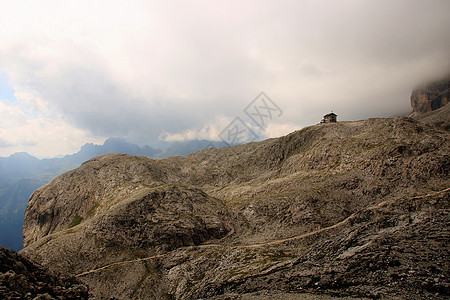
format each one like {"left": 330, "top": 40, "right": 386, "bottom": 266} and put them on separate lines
{"left": 0, "top": 152, "right": 40, "bottom": 181}
{"left": 20, "top": 104, "right": 449, "bottom": 299}
{"left": 0, "top": 138, "right": 224, "bottom": 251}
{"left": 62, "top": 137, "right": 161, "bottom": 165}
{"left": 410, "top": 74, "right": 449, "bottom": 113}
{"left": 0, "top": 138, "right": 159, "bottom": 251}
{"left": 0, "top": 138, "right": 161, "bottom": 183}
{"left": 0, "top": 247, "right": 89, "bottom": 299}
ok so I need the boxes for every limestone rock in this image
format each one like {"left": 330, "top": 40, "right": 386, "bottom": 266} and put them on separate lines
{"left": 411, "top": 75, "right": 449, "bottom": 113}
{"left": 21, "top": 106, "right": 450, "bottom": 299}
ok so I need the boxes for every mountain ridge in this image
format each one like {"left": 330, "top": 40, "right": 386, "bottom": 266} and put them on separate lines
{"left": 20, "top": 104, "right": 450, "bottom": 299}
{"left": 0, "top": 138, "right": 226, "bottom": 251}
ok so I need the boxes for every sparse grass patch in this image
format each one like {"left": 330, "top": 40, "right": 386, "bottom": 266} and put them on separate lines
{"left": 68, "top": 214, "right": 83, "bottom": 228}
{"left": 65, "top": 228, "right": 76, "bottom": 235}
{"left": 86, "top": 202, "right": 99, "bottom": 218}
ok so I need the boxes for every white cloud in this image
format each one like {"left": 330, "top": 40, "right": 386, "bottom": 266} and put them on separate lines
{"left": 161, "top": 115, "right": 233, "bottom": 142}
{"left": 0, "top": 0, "right": 449, "bottom": 156}
{"left": 263, "top": 122, "right": 301, "bottom": 139}
{"left": 0, "top": 95, "right": 99, "bottom": 158}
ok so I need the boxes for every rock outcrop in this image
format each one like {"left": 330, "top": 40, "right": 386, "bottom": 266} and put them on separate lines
{"left": 411, "top": 75, "right": 449, "bottom": 113}
{"left": 0, "top": 247, "right": 88, "bottom": 299}
{"left": 20, "top": 105, "right": 450, "bottom": 299}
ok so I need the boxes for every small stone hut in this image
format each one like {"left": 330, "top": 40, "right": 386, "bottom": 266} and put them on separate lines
{"left": 321, "top": 112, "right": 337, "bottom": 123}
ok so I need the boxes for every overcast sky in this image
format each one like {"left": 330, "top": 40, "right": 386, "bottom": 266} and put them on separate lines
{"left": 0, "top": 0, "right": 449, "bottom": 157}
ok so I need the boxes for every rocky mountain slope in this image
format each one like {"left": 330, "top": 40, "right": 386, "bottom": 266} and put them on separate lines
{"left": 0, "top": 138, "right": 225, "bottom": 251}
{"left": 0, "top": 247, "right": 88, "bottom": 299}
{"left": 20, "top": 104, "right": 449, "bottom": 299}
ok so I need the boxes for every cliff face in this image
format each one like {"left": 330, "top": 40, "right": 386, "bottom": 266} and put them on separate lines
{"left": 20, "top": 105, "right": 450, "bottom": 299}
{"left": 0, "top": 247, "right": 89, "bottom": 299}
{"left": 411, "top": 76, "right": 449, "bottom": 113}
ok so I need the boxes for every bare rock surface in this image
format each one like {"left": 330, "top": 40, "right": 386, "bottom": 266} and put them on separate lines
{"left": 410, "top": 75, "right": 449, "bottom": 113}
{"left": 184, "top": 190, "right": 449, "bottom": 300}
{"left": 0, "top": 247, "right": 88, "bottom": 299}
{"left": 20, "top": 106, "right": 449, "bottom": 299}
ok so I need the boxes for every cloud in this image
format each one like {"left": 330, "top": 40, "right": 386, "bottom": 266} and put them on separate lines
{"left": 161, "top": 115, "right": 233, "bottom": 142}
{"left": 0, "top": 96, "right": 100, "bottom": 158}
{"left": 0, "top": 0, "right": 449, "bottom": 156}
{"left": 263, "top": 122, "right": 301, "bottom": 139}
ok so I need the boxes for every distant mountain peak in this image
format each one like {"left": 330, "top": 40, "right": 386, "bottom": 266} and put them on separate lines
{"left": 9, "top": 152, "right": 37, "bottom": 159}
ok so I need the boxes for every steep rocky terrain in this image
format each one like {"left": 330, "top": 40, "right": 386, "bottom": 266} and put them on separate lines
{"left": 410, "top": 75, "right": 449, "bottom": 113}
{"left": 0, "top": 137, "right": 226, "bottom": 251}
{"left": 20, "top": 104, "right": 449, "bottom": 299}
{"left": 0, "top": 247, "right": 88, "bottom": 299}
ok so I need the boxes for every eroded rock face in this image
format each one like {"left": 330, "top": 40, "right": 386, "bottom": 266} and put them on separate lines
{"left": 411, "top": 76, "right": 449, "bottom": 113}
{"left": 0, "top": 247, "right": 88, "bottom": 299}
{"left": 21, "top": 185, "right": 230, "bottom": 275}
{"left": 20, "top": 106, "right": 449, "bottom": 299}
{"left": 23, "top": 154, "right": 171, "bottom": 247}
{"left": 90, "top": 185, "right": 229, "bottom": 251}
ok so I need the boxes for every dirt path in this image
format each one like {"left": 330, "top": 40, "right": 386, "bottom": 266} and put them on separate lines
{"left": 75, "top": 187, "right": 449, "bottom": 278}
